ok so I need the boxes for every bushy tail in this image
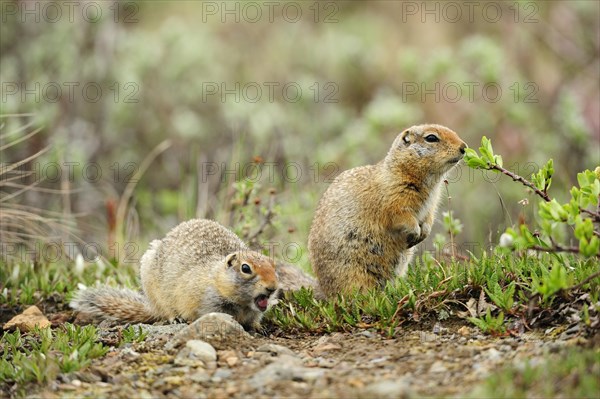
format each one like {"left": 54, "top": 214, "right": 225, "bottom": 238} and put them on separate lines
{"left": 70, "top": 286, "right": 158, "bottom": 324}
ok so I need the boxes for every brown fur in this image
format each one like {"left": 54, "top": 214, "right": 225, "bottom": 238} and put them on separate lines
{"left": 71, "top": 219, "right": 280, "bottom": 330}
{"left": 308, "top": 124, "right": 467, "bottom": 298}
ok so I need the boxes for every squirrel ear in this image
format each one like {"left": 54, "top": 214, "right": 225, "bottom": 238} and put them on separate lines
{"left": 225, "top": 253, "right": 237, "bottom": 267}
{"left": 401, "top": 130, "right": 411, "bottom": 146}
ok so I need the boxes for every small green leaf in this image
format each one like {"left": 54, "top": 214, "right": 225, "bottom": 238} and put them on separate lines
{"left": 494, "top": 155, "right": 503, "bottom": 168}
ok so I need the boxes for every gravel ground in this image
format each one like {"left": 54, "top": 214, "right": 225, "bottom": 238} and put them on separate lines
{"left": 31, "top": 313, "right": 594, "bottom": 399}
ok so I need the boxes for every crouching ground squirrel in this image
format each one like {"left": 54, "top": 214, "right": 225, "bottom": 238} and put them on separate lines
{"left": 71, "top": 219, "right": 281, "bottom": 330}
{"left": 308, "top": 124, "right": 467, "bottom": 298}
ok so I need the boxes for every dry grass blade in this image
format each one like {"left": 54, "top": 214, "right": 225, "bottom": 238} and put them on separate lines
{"left": 115, "top": 139, "right": 172, "bottom": 243}
{"left": 0, "top": 115, "right": 36, "bottom": 140}
{"left": 0, "top": 126, "right": 42, "bottom": 151}
{"left": 1, "top": 181, "right": 82, "bottom": 197}
{"left": 0, "top": 145, "right": 50, "bottom": 176}
{"left": 0, "top": 115, "right": 84, "bottom": 262}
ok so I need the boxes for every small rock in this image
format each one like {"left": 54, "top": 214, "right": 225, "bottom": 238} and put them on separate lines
{"left": 429, "top": 360, "right": 447, "bottom": 373}
{"left": 166, "top": 313, "right": 250, "bottom": 351}
{"left": 312, "top": 342, "right": 342, "bottom": 354}
{"left": 360, "top": 330, "right": 376, "bottom": 338}
{"left": 256, "top": 343, "right": 297, "bottom": 357}
{"left": 420, "top": 332, "right": 438, "bottom": 342}
{"left": 361, "top": 379, "right": 413, "bottom": 399}
{"left": 212, "top": 368, "right": 232, "bottom": 382}
{"left": 119, "top": 347, "right": 140, "bottom": 360}
{"left": 219, "top": 350, "right": 240, "bottom": 367}
{"left": 275, "top": 354, "right": 303, "bottom": 367}
{"left": 457, "top": 326, "right": 471, "bottom": 336}
{"left": 498, "top": 344, "right": 512, "bottom": 352}
{"left": 3, "top": 306, "right": 51, "bottom": 332}
{"left": 485, "top": 348, "right": 502, "bottom": 362}
{"left": 174, "top": 340, "right": 217, "bottom": 368}
{"left": 432, "top": 322, "right": 448, "bottom": 335}
{"left": 250, "top": 361, "right": 326, "bottom": 387}
{"left": 187, "top": 340, "right": 217, "bottom": 363}
{"left": 190, "top": 370, "right": 210, "bottom": 383}
{"left": 226, "top": 357, "right": 239, "bottom": 367}
{"left": 140, "top": 323, "right": 187, "bottom": 340}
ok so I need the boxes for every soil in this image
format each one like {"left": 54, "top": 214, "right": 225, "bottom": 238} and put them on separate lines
{"left": 25, "top": 317, "right": 594, "bottom": 399}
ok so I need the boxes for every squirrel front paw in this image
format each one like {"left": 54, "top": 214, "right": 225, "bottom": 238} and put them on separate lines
{"left": 404, "top": 222, "right": 422, "bottom": 248}
{"left": 418, "top": 221, "right": 432, "bottom": 241}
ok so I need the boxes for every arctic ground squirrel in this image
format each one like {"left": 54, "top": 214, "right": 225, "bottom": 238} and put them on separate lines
{"left": 308, "top": 124, "right": 467, "bottom": 298}
{"left": 71, "top": 219, "right": 281, "bottom": 330}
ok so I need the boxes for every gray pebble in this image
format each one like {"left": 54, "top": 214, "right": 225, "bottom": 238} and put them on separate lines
{"left": 256, "top": 343, "right": 297, "bottom": 357}
{"left": 359, "top": 330, "right": 377, "bottom": 338}
{"left": 190, "top": 370, "right": 211, "bottom": 383}
{"left": 429, "top": 360, "right": 447, "bottom": 373}
{"left": 186, "top": 340, "right": 217, "bottom": 363}
{"left": 166, "top": 313, "right": 250, "bottom": 351}
{"left": 212, "top": 368, "right": 232, "bottom": 382}
{"left": 485, "top": 348, "right": 502, "bottom": 361}
{"left": 174, "top": 340, "right": 217, "bottom": 368}
{"left": 361, "top": 379, "right": 413, "bottom": 399}
{"left": 250, "top": 356, "right": 326, "bottom": 388}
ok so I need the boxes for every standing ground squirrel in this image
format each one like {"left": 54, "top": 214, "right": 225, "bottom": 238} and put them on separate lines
{"left": 71, "top": 219, "right": 280, "bottom": 330}
{"left": 308, "top": 124, "right": 467, "bottom": 298}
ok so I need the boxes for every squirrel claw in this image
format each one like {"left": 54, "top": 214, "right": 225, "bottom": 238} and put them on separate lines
{"left": 406, "top": 232, "right": 425, "bottom": 248}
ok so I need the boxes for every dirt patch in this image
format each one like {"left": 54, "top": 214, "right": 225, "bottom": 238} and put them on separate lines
{"left": 29, "top": 320, "right": 593, "bottom": 398}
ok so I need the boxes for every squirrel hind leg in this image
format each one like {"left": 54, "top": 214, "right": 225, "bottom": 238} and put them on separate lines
{"left": 70, "top": 286, "right": 158, "bottom": 324}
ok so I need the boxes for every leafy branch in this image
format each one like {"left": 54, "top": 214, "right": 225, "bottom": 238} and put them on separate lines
{"left": 465, "top": 136, "right": 600, "bottom": 258}
{"left": 464, "top": 137, "right": 551, "bottom": 202}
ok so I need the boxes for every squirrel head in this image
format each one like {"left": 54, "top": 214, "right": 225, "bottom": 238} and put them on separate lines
{"left": 224, "top": 251, "right": 279, "bottom": 313}
{"left": 385, "top": 124, "right": 467, "bottom": 182}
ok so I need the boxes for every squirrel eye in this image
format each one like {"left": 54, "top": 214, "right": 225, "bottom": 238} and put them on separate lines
{"left": 425, "top": 134, "right": 440, "bottom": 143}
{"left": 241, "top": 264, "right": 252, "bottom": 274}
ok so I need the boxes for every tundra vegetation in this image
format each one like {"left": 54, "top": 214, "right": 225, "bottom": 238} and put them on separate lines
{"left": 1, "top": 2, "right": 598, "bottom": 398}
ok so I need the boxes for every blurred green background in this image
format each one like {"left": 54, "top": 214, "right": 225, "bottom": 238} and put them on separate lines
{"left": 1, "top": 0, "right": 598, "bottom": 270}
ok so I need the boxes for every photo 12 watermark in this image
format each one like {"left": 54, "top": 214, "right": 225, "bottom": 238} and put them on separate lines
{"left": 0, "top": 239, "right": 305, "bottom": 265}
{"left": 1, "top": 160, "right": 547, "bottom": 186}
{"left": 200, "top": 81, "right": 339, "bottom": 103}
{"left": 199, "top": 1, "right": 339, "bottom": 23}
{"left": 400, "top": 82, "right": 539, "bottom": 104}
{"left": 1, "top": 82, "right": 139, "bottom": 104}
{"left": 1, "top": 161, "right": 141, "bottom": 184}
{"left": 1, "top": 1, "right": 140, "bottom": 24}
{"left": 400, "top": 1, "right": 539, "bottom": 24}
